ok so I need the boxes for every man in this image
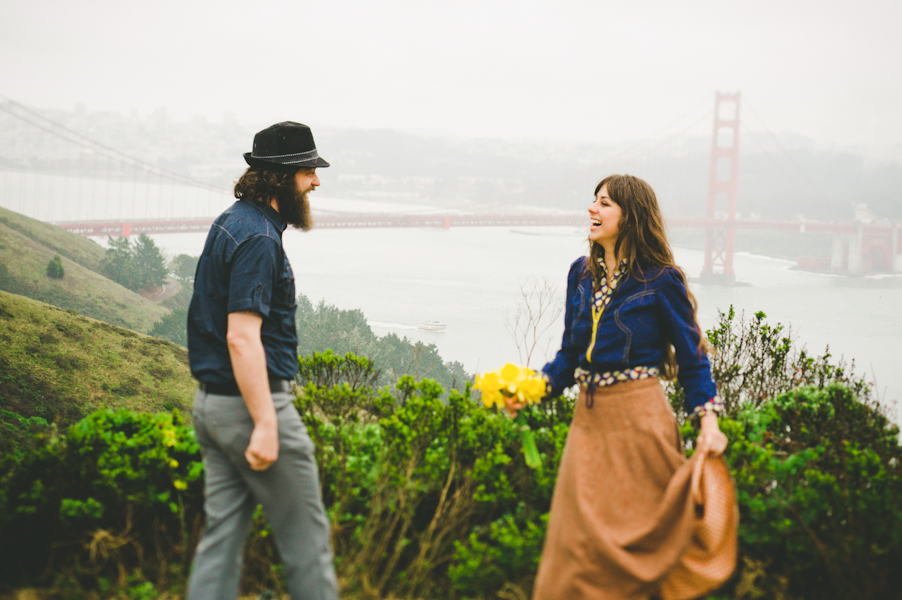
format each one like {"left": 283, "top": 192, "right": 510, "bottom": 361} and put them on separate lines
{"left": 186, "top": 122, "right": 338, "bottom": 600}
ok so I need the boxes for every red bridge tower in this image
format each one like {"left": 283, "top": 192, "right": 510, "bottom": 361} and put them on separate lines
{"left": 700, "top": 92, "right": 741, "bottom": 285}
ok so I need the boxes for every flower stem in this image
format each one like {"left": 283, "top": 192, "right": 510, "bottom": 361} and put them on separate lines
{"left": 516, "top": 412, "right": 541, "bottom": 469}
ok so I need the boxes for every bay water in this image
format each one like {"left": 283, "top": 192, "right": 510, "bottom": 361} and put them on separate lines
{"left": 137, "top": 195, "right": 902, "bottom": 422}
{"left": 1, "top": 171, "right": 896, "bottom": 419}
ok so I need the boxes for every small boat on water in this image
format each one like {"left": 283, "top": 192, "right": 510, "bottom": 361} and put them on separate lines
{"left": 418, "top": 320, "right": 447, "bottom": 332}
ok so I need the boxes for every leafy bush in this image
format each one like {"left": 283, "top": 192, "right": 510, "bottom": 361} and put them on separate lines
{"left": 0, "top": 409, "right": 204, "bottom": 593}
{"left": 149, "top": 306, "right": 188, "bottom": 347}
{"left": 682, "top": 384, "right": 902, "bottom": 600}
{"left": 449, "top": 508, "right": 548, "bottom": 599}
{"left": 708, "top": 307, "right": 873, "bottom": 412}
{"left": 293, "top": 351, "right": 566, "bottom": 599}
{"left": 46, "top": 254, "right": 65, "bottom": 279}
{"left": 3, "top": 349, "right": 899, "bottom": 600}
{"left": 667, "top": 307, "right": 875, "bottom": 424}
{"left": 0, "top": 408, "right": 51, "bottom": 460}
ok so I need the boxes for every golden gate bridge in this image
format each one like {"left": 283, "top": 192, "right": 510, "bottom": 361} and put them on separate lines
{"left": 1, "top": 93, "right": 898, "bottom": 280}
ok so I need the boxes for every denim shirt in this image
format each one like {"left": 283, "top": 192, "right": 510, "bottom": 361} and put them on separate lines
{"left": 542, "top": 257, "right": 718, "bottom": 413}
{"left": 188, "top": 200, "right": 298, "bottom": 384}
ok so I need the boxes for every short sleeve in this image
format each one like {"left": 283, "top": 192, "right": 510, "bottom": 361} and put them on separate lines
{"left": 227, "top": 235, "right": 280, "bottom": 317}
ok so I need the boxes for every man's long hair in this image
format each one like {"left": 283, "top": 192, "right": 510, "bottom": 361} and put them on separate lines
{"left": 585, "top": 174, "right": 705, "bottom": 379}
{"left": 234, "top": 167, "right": 312, "bottom": 231}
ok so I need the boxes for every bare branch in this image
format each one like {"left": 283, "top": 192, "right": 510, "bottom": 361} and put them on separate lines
{"left": 504, "top": 276, "right": 564, "bottom": 368}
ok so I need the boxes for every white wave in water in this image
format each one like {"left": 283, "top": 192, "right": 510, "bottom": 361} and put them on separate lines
{"left": 733, "top": 251, "right": 797, "bottom": 266}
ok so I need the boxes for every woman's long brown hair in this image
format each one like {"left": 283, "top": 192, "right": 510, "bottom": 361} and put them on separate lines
{"left": 586, "top": 174, "right": 705, "bottom": 379}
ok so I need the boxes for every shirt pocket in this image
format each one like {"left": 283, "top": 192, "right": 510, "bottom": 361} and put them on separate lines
{"left": 275, "top": 255, "right": 297, "bottom": 310}
{"left": 614, "top": 290, "right": 657, "bottom": 364}
{"left": 568, "top": 279, "right": 593, "bottom": 348}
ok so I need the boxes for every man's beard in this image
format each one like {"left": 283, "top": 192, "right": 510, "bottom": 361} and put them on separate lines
{"left": 276, "top": 181, "right": 313, "bottom": 231}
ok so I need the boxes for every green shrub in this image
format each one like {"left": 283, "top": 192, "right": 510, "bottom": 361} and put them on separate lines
{"left": 0, "top": 408, "right": 204, "bottom": 592}
{"left": 449, "top": 507, "right": 548, "bottom": 599}
{"left": 294, "top": 351, "right": 566, "bottom": 599}
{"left": 667, "top": 307, "right": 875, "bottom": 424}
{"left": 149, "top": 306, "right": 188, "bottom": 347}
{"left": 683, "top": 384, "right": 902, "bottom": 600}
{"left": 3, "top": 351, "right": 899, "bottom": 600}
{"left": 46, "top": 254, "right": 64, "bottom": 279}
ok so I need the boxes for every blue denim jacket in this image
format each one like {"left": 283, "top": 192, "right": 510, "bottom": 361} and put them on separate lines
{"left": 542, "top": 257, "right": 718, "bottom": 413}
{"left": 188, "top": 200, "right": 298, "bottom": 385}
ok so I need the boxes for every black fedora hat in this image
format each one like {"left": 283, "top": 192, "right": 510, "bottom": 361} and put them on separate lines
{"left": 243, "top": 121, "right": 330, "bottom": 172}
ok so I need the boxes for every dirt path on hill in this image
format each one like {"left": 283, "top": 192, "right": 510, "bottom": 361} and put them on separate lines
{"left": 143, "top": 278, "right": 181, "bottom": 303}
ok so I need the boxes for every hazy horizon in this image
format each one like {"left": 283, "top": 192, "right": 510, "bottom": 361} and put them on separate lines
{"left": 2, "top": 0, "right": 901, "bottom": 158}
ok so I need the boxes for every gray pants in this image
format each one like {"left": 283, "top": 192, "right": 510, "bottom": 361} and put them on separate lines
{"left": 187, "top": 389, "right": 339, "bottom": 600}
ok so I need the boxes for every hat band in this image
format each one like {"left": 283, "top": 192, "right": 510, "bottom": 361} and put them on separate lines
{"left": 280, "top": 152, "right": 321, "bottom": 164}
{"left": 251, "top": 148, "right": 319, "bottom": 160}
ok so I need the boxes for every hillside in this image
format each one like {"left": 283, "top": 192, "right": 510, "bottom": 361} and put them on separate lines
{"left": 0, "top": 204, "right": 108, "bottom": 271}
{"left": 0, "top": 290, "right": 196, "bottom": 426}
{"left": 0, "top": 206, "right": 167, "bottom": 332}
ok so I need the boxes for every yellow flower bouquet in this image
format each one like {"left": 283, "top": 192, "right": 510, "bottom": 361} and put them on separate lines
{"left": 474, "top": 363, "right": 547, "bottom": 469}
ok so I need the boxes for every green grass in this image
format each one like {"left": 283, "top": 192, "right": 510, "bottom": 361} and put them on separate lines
{"left": 0, "top": 205, "right": 107, "bottom": 273}
{"left": 0, "top": 207, "right": 167, "bottom": 333}
{"left": 0, "top": 290, "right": 197, "bottom": 426}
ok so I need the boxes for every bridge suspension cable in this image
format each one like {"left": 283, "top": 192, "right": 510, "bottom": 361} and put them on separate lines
{"left": 741, "top": 97, "right": 840, "bottom": 204}
{"left": 0, "top": 94, "right": 228, "bottom": 193}
{"left": 0, "top": 94, "right": 232, "bottom": 223}
{"left": 469, "top": 93, "right": 714, "bottom": 212}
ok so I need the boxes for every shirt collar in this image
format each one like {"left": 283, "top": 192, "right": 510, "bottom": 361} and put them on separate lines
{"left": 241, "top": 198, "right": 288, "bottom": 234}
{"left": 597, "top": 257, "right": 629, "bottom": 277}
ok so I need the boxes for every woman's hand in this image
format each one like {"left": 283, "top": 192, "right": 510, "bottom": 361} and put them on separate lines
{"left": 696, "top": 412, "right": 728, "bottom": 456}
{"left": 504, "top": 396, "right": 527, "bottom": 419}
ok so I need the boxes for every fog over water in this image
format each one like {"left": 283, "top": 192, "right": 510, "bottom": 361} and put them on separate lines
{"left": 126, "top": 194, "right": 902, "bottom": 423}
{"left": 3, "top": 0, "right": 901, "bottom": 152}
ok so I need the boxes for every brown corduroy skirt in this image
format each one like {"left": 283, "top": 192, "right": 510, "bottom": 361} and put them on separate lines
{"left": 532, "top": 378, "right": 737, "bottom": 600}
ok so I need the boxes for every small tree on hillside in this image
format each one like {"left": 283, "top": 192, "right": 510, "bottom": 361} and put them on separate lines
{"left": 46, "top": 255, "right": 65, "bottom": 279}
{"left": 101, "top": 236, "right": 137, "bottom": 289}
{"left": 169, "top": 254, "right": 199, "bottom": 283}
{"left": 132, "top": 234, "right": 168, "bottom": 291}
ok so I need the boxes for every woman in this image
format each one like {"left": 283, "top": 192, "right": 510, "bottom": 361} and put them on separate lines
{"left": 517, "top": 174, "right": 735, "bottom": 600}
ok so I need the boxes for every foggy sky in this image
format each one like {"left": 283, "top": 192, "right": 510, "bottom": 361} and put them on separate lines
{"left": 2, "top": 0, "right": 900, "bottom": 152}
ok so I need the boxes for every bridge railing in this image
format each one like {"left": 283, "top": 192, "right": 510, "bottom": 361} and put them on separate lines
{"left": 49, "top": 213, "right": 891, "bottom": 237}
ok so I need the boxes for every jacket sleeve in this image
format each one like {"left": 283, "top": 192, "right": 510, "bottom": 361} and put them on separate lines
{"left": 656, "top": 268, "right": 720, "bottom": 414}
{"left": 541, "top": 257, "right": 586, "bottom": 397}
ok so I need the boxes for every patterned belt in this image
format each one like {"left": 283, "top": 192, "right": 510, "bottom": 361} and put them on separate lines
{"left": 575, "top": 366, "right": 660, "bottom": 408}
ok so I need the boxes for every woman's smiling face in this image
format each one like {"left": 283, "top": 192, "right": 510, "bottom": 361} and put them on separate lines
{"left": 588, "top": 184, "right": 622, "bottom": 246}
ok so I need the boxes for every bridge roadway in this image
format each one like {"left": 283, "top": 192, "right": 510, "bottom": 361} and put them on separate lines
{"left": 50, "top": 213, "right": 889, "bottom": 238}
